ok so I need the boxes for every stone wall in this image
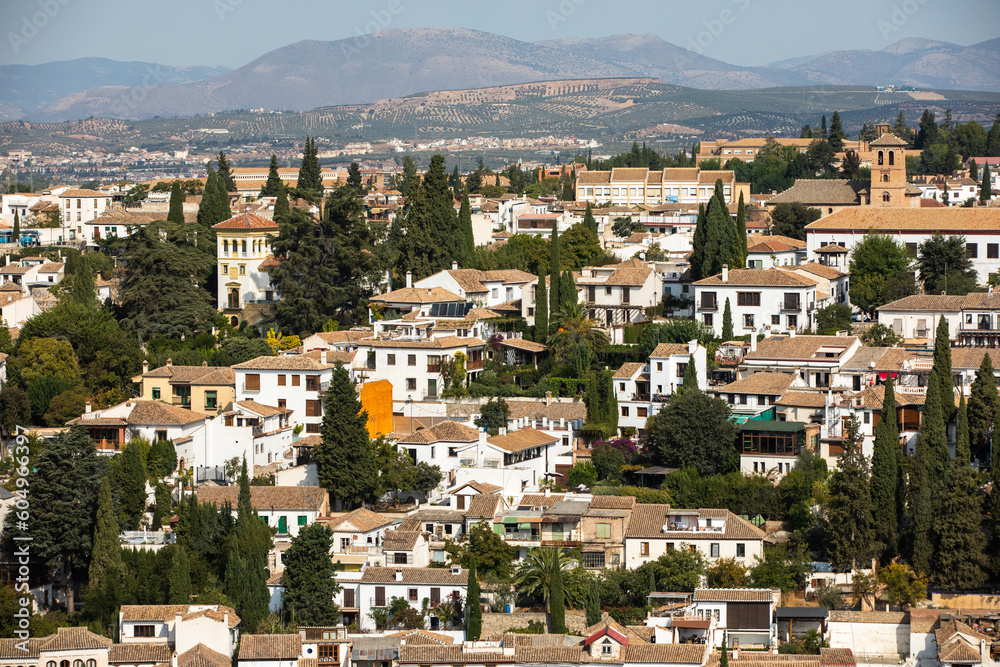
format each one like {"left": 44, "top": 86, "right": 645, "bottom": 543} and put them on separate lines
{"left": 480, "top": 611, "right": 588, "bottom": 636}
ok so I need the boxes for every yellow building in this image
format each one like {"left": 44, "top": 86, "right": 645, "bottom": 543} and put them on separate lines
{"left": 132, "top": 360, "right": 236, "bottom": 415}
{"left": 212, "top": 213, "right": 280, "bottom": 327}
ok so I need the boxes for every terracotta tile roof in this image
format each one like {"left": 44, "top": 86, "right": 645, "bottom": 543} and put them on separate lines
{"left": 961, "top": 292, "right": 1000, "bottom": 309}
{"left": 827, "top": 611, "right": 908, "bottom": 624}
{"left": 60, "top": 188, "right": 109, "bottom": 197}
{"left": 398, "top": 420, "right": 480, "bottom": 444}
{"left": 745, "top": 335, "right": 859, "bottom": 362}
{"left": 815, "top": 244, "right": 849, "bottom": 254}
{"left": 236, "top": 400, "right": 292, "bottom": 417}
{"left": 360, "top": 566, "right": 469, "bottom": 586}
{"left": 370, "top": 286, "right": 464, "bottom": 304}
{"left": 819, "top": 649, "right": 855, "bottom": 666}
{"left": 589, "top": 495, "right": 636, "bottom": 510}
{"left": 614, "top": 362, "right": 646, "bottom": 379}
{"left": 806, "top": 207, "right": 1000, "bottom": 232}
{"left": 693, "top": 588, "right": 773, "bottom": 602}
{"left": 194, "top": 486, "right": 327, "bottom": 511}
{"left": 717, "top": 372, "right": 795, "bottom": 395}
{"left": 231, "top": 355, "right": 332, "bottom": 370}
{"left": 775, "top": 391, "right": 828, "bottom": 408}
{"left": 698, "top": 171, "right": 736, "bottom": 185}
{"left": 465, "top": 494, "right": 502, "bottom": 519}
{"left": 139, "top": 364, "right": 235, "bottom": 384}
{"left": 936, "top": 638, "right": 981, "bottom": 664}
{"left": 121, "top": 604, "right": 241, "bottom": 626}
{"left": 517, "top": 494, "right": 564, "bottom": 509}
{"left": 39, "top": 626, "right": 113, "bottom": 651}
{"left": 839, "top": 346, "right": 891, "bottom": 371}
{"left": 389, "top": 629, "right": 454, "bottom": 645}
{"left": 578, "top": 171, "right": 612, "bottom": 185}
{"left": 398, "top": 509, "right": 467, "bottom": 531}
{"left": 238, "top": 634, "right": 303, "bottom": 661}
{"left": 870, "top": 133, "right": 909, "bottom": 147}
{"left": 302, "top": 349, "right": 356, "bottom": 365}
{"left": 502, "top": 400, "right": 587, "bottom": 422}
{"left": 604, "top": 267, "right": 653, "bottom": 286}
{"left": 937, "top": 618, "right": 989, "bottom": 643}
{"left": 515, "top": 647, "right": 592, "bottom": 663}
{"left": 37, "top": 262, "right": 64, "bottom": 273}
{"left": 382, "top": 530, "right": 422, "bottom": 551}
{"left": 950, "top": 348, "right": 1000, "bottom": 370}
{"left": 748, "top": 239, "right": 795, "bottom": 253}
{"left": 695, "top": 267, "right": 816, "bottom": 287}
{"left": 310, "top": 330, "right": 373, "bottom": 344}
{"left": 768, "top": 179, "right": 867, "bottom": 206}
{"left": 624, "top": 644, "right": 707, "bottom": 664}
{"left": 611, "top": 168, "right": 650, "bottom": 182}
{"left": 907, "top": 608, "right": 948, "bottom": 634}
{"left": 650, "top": 343, "right": 689, "bottom": 358}
{"left": 705, "top": 653, "right": 826, "bottom": 667}
{"left": 211, "top": 212, "right": 278, "bottom": 230}
{"left": 259, "top": 255, "right": 281, "bottom": 270}
{"left": 118, "top": 401, "right": 211, "bottom": 426}
{"left": 110, "top": 643, "right": 172, "bottom": 664}
{"left": 0, "top": 638, "right": 43, "bottom": 659}
{"left": 358, "top": 336, "right": 484, "bottom": 350}
{"left": 446, "top": 269, "right": 490, "bottom": 293}
{"left": 879, "top": 294, "right": 965, "bottom": 311}
{"left": 625, "top": 504, "right": 764, "bottom": 540}
{"left": 499, "top": 338, "right": 547, "bottom": 353}
{"left": 487, "top": 427, "right": 558, "bottom": 452}
{"left": 788, "top": 263, "right": 846, "bottom": 279}
{"left": 324, "top": 507, "right": 395, "bottom": 533}
{"left": 459, "top": 480, "right": 503, "bottom": 494}
{"left": 748, "top": 234, "right": 806, "bottom": 249}
{"left": 399, "top": 645, "right": 511, "bottom": 664}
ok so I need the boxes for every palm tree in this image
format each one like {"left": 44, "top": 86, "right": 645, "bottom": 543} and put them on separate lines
{"left": 547, "top": 304, "right": 609, "bottom": 370}
{"left": 514, "top": 548, "right": 578, "bottom": 609}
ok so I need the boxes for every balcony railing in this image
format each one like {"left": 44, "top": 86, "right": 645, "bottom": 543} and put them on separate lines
{"left": 467, "top": 360, "right": 485, "bottom": 370}
{"left": 632, "top": 392, "right": 650, "bottom": 401}
{"left": 505, "top": 532, "right": 540, "bottom": 541}
{"left": 783, "top": 301, "right": 801, "bottom": 311}
{"left": 699, "top": 300, "right": 718, "bottom": 311}
{"left": 427, "top": 364, "right": 441, "bottom": 372}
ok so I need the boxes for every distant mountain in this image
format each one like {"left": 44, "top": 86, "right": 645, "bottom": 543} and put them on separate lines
{"left": 19, "top": 30, "right": 1000, "bottom": 122}
{"left": 0, "top": 58, "right": 229, "bottom": 121}
{"left": 787, "top": 38, "right": 1000, "bottom": 91}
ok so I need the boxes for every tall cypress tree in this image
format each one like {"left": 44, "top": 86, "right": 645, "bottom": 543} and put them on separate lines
{"left": 586, "top": 578, "right": 601, "bottom": 627}
{"left": 458, "top": 189, "right": 475, "bottom": 264}
{"left": 583, "top": 203, "right": 597, "bottom": 234}
{"left": 690, "top": 203, "right": 707, "bottom": 280}
{"left": 466, "top": 564, "right": 482, "bottom": 640}
{"left": 677, "top": 356, "right": 699, "bottom": 395}
{"left": 168, "top": 545, "right": 192, "bottom": 603}
{"left": 12, "top": 211, "right": 19, "bottom": 240}
{"left": 989, "top": 407, "right": 1000, "bottom": 578}
{"left": 260, "top": 154, "right": 283, "bottom": 198}
{"left": 956, "top": 393, "right": 970, "bottom": 464}
{"left": 119, "top": 440, "right": 148, "bottom": 530}
{"left": 981, "top": 163, "right": 992, "bottom": 203}
{"left": 197, "top": 168, "right": 224, "bottom": 227}
{"left": 167, "top": 181, "right": 184, "bottom": 224}
{"left": 736, "top": 192, "right": 747, "bottom": 266}
{"left": 549, "top": 561, "right": 566, "bottom": 634}
{"left": 534, "top": 275, "right": 548, "bottom": 343}
{"left": 922, "top": 366, "right": 950, "bottom": 483}
{"left": 297, "top": 136, "right": 323, "bottom": 198}
{"left": 870, "top": 376, "right": 899, "bottom": 557}
{"left": 559, "top": 269, "right": 577, "bottom": 315}
{"left": 217, "top": 151, "right": 236, "bottom": 192}
{"left": 549, "top": 226, "right": 562, "bottom": 327}
{"left": 73, "top": 254, "right": 96, "bottom": 307}
{"left": 315, "top": 364, "right": 377, "bottom": 509}
{"left": 826, "top": 416, "right": 875, "bottom": 572}
{"left": 226, "top": 457, "right": 272, "bottom": 632}
{"left": 152, "top": 482, "right": 171, "bottom": 531}
{"left": 273, "top": 185, "right": 290, "bottom": 222}
{"left": 721, "top": 298, "right": 734, "bottom": 341}
{"left": 934, "top": 316, "right": 956, "bottom": 424}
{"left": 968, "top": 354, "right": 998, "bottom": 466}
{"left": 932, "top": 427, "right": 987, "bottom": 589}
{"left": 89, "top": 476, "right": 124, "bottom": 591}
{"left": 828, "top": 111, "right": 846, "bottom": 152}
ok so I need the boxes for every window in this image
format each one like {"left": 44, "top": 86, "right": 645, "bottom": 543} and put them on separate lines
{"left": 408, "top": 587, "right": 418, "bottom": 601}
{"left": 306, "top": 423, "right": 320, "bottom": 433}
{"left": 602, "top": 645, "right": 613, "bottom": 656}
{"left": 596, "top": 523, "right": 611, "bottom": 539}
{"left": 787, "top": 314, "right": 798, "bottom": 329}
{"left": 292, "top": 375, "right": 300, "bottom": 387}
{"left": 239, "top": 264, "right": 246, "bottom": 275}
{"left": 667, "top": 542, "right": 675, "bottom": 551}
{"left": 621, "top": 406, "right": 629, "bottom": 417}
{"left": 989, "top": 243, "right": 999, "bottom": 259}
{"left": 151, "top": 387, "right": 161, "bottom": 400}
{"left": 205, "top": 391, "right": 218, "bottom": 410}
{"left": 737, "top": 292, "right": 760, "bottom": 307}
{"left": 394, "top": 552, "right": 408, "bottom": 565}
{"left": 278, "top": 399, "right": 286, "bottom": 409}
{"left": 878, "top": 151, "right": 884, "bottom": 165}
{"left": 135, "top": 625, "right": 156, "bottom": 637}
{"left": 744, "top": 314, "right": 755, "bottom": 329}
{"left": 306, "top": 400, "right": 322, "bottom": 417}
{"left": 222, "top": 263, "right": 229, "bottom": 273}
{"left": 155, "top": 430, "right": 167, "bottom": 442}
{"left": 582, "top": 552, "right": 606, "bottom": 568}
{"left": 889, "top": 150, "right": 895, "bottom": 165}
{"left": 882, "top": 192, "right": 890, "bottom": 203}
{"left": 703, "top": 313, "right": 713, "bottom": 326}
{"left": 967, "top": 243, "right": 978, "bottom": 258}
{"left": 864, "top": 411, "right": 870, "bottom": 424}
{"left": 298, "top": 515, "right": 307, "bottom": 525}
{"left": 408, "top": 354, "right": 416, "bottom": 366}
{"left": 783, "top": 293, "right": 800, "bottom": 310}
{"left": 245, "top": 374, "right": 260, "bottom": 391}
{"left": 656, "top": 362, "right": 663, "bottom": 371}
{"left": 407, "top": 378, "right": 417, "bottom": 391}
{"left": 605, "top": 285, "right": 612, "bottom": 295}
{"left": 387, "top": 354, "right": 396, "bottom": 365}
{"left": 74, "top": 661, "right": 83, "bottom": 667}
{"left": 278, "top": 374, "right": 286, "bottom": 386}
{"left": 637, "top": 407, "right": 648, "bottom": 417}
{"left": 771, "top": 315, "right": 780, "bottom": 325}
{"left": 710, "top": 543, "right": 720, "bottom": 558}
{"left": 640, "top": 542, "right": 649, "bottom": 556}
{"left": 700, "top": 292, "right": 717, "bottom": 309}
{"left": 318, "top": 646, "right": 339, "bottom": 663}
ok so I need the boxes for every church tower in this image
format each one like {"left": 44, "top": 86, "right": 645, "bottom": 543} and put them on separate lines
{"left": 870, "top": 132, "right": 909, "bottom": 207}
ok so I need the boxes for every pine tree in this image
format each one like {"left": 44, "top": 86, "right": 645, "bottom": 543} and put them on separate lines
{"left": 466, "top": 564, "right": 482, "bottom": 640}
{"left": 549, "top": 561, "right": 566, "bottom": 634}
{"left": 968, "top": 354, "right": 997, "bottom": 466}
{"left": 893, "top": 112, "right": 911, "bottom": 145}
{"left": 198, "top": 168, "right": 220, "bottom": 227}
{"left": 167, "top": 181, "right": 184, "bottom": 224}
{"left": 828, "top": 111, "right": 846, "bottom": 152}
{"left": 870, "top": 376, "right": 900, "bottom": 557}
{"left": 986, "top": 112, "right": 1000, "bottom": 157}
{"left": 583, "top": 203, "right": 597, "bottom": 234}
{"left": 736, "top": 192, "right": 747, "bottom": 267}
{"left": 12, "top": 211, "right": 19, "bottom": 240}
{"left": 586, "top": 578, "right": 601, "bottom": 627}
{"left": 168, "top": 545, "right": 192, "bottom": 603}
{"left": 981, "top": 163, "right": 992, "bottom": 203}
{"left": 721, "top": 298, "right": 734, "bottom": 341}
{"left": 934, "top": 316, "right": 956, "bottom": 424}
{"left": 281, "top": 522, "right": 341, "bottom": 626}
{"left": 217, "top": 151, "right": 236, "bottom": 192}
{"left": 534, "top": 275, "right": 548, "bottom": 343}
{"left": 458, "top": 189, "right": 475, "bottom": 264}
{"left": 260, "top": 155, "right": 282, "bottom": 198}
{"left": 826, "top": 416, "right": 875, "bottom": 572}
{"left": 347, "top": 162, "right": 363, "bottom": 193}
{"left": 315, "top": 364, "right": 377, "bottom": 509}
{"left": 296, "top": 136, "right": 323, "bottom": 198}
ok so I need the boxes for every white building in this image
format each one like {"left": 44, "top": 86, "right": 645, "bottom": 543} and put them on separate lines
{"left": 741, "top": 334, "right": 863, "bottom": 390}
{"left": 624, "top": 504, "right": 765, "bottom": 568}
{"left": 118, "top": 605, "right": 240, "bottom": 657}
{"left": 576, "top": 168, "right": 745, "bottom": 207}
{"left": 352, "top": 335, "right": 486, "bottom": 403}
{"left": 613, "top": 341, "right": 708, "bottom": 436}
{"left": 691, "top": 588, "right": 778, "bottom": 649}
{"left": 693, "top": 266, "right": 819, "bottom": 338}
{"left": 414, "top": 266, "right": 536, "bottom": 308}
{"left": 59, "top": 189, "right": 112, "bottom": 236}
{"left": 172, "top": 399, "right": 294, "bottom": 472}
{"left": 232, "top": 353, "right": 340, "bottom": 436}
{"left": 68, "top": 400, "right": 211, "bottom": 454}
{"left": 212, "top": 213, "right": 278, "bottom": 327}
{"left": 356, "top": 566, "right": 468, "bottom": 632}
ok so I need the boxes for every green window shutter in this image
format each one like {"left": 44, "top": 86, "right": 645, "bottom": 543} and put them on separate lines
{"left": 298, "top": 515, "right": 308, "bottom": 526}
{"left": 278, "top": 516, "right": 288, "bottom": 533}
{"left": 493, "top": 524, "right": 503, "bottom": 535}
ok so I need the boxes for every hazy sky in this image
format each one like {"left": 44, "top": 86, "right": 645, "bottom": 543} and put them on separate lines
{"left": 3, "top": 0, "right": 998, "bottom": 68}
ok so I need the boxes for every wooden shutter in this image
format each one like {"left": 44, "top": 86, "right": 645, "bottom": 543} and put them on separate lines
{"left": 457, "top": 495, "right": 465, "bottom": 510}
{"left": 374, "top": 586, "right": 385, "bottom": 607}
{"left": 245, "top": 374, "right": 260, "bottom": 391}
{"left": 344, "top": 589, "right": 355, "bottom": 608}
{"left": 306, "top": 400, "right": 322, "bottom": 417}
{"left": 430, "top": 588, "right": 441, "bottom": 605}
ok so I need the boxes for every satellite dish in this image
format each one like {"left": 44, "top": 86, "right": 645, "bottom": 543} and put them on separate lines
{"left": 639, "top": 252, "right": 646, "bottom": 260}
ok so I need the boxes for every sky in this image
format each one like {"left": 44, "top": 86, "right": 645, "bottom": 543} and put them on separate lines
{"left": 3, "top": 0, "right": 998, "bottom": 69}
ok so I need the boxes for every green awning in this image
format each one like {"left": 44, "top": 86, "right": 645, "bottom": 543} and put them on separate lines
{"left": 517, "top": 522, "right": 532, "bottom": 530}
{"left": 502, "top": 516, "right": 518, "bottom": 524}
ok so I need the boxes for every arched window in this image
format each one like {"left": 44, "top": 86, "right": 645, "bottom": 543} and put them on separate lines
{"left": 882, "top": 192, "right": 891, "bottom": 202}
{"left": 241, "top": 240, "right": 247, "bottom": 253}
{"left": 46, "top": 662, "right": 56, "bottom": 667}
{"left": 60, "top": 660, "right": 69, "bottom": 667}
{"left": 73, "top": 659, "right": 83, "bottom": 667}
{"left": 222, "top": 239, "right": 229, "bottom": 253}
{"left": 878, "top": 151, "right": 884, "bottom": 165}
{"left": 882, "top": 174, "right": 889, "bottom": 182}
{"left": 889, "top": 151, "right": 894, "bottom": 166}
{"left": 86, "top": 660, "right": 96, "bottom": 667}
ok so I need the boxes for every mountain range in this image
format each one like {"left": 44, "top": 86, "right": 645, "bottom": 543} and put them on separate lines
{"left": 6, "top": 29, "right": 1000, "bottom": 122}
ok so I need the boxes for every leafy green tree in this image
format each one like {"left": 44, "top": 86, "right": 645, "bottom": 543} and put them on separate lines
{"left": 915, "top": 110, "right": 940, "bottom": 150}
{"left": 396, "top": 155, "right": 461, "bottom": 278}
{"left": 721, "top": 298, "right": 734, "bottom": 341}
{"left": 118, "top": 440, "right": 149, "bottom": 530}
{"left": 878, "top": 562, "right": 926, "bottom": 608}
{"left": 816, "top": 304, "right": 852, "bottom": 335}
{"left": 807, "top": 140, "right": 837, "bottom": 174}
{"left": 16, "top": 337, "right": 81, "bottom": 387}
{"left": 296, "top": 136, "right": 324, "bottom": 199}
{"left": 169, "top": 546, "right": 193, "bottom": 603}
{"left": 861, "top": 323, "right": 902, "bottom": 347}
{"left": 534, "top": 275, "right": 548, "bottom": 343}
{"left": 591, "top": 442, "right": 627, "bottom": 482}
{"left": 859, "top": 122, "right": 878, "bottom": 142}
{"left": 706, "top": 558, "right": 748, "bottom": 588}
{"left": 282, "top": 522, "right": 341, "bottom": 625}
{"left": 981, "top": 163, "right": 992, "bottom": 203}
{"left": 514, "top": 548, "right": 577, "bottom": 607}
{"left": 559, "top": 269, "right": 577, "bottom": 315}
{"left": 917, "top": 233, "right": 978, "bottom": 295}
{"left": 646, "top": 391, "right": 738, "bottom": 475}
{"left": 547, "top": 305, "right": 608, "bottom": 372}
{"left": 638, "top": 319, "right": 715, "bottom": 356}
{"left": 260, "top": 155, "right": 282, "bottom": 197}
{"left": 849, "top": 233, "right": 916, "bottom": 316}
{"left": 466, "top": 564, "right": 482, "bottom": 640}
{"left": 0, "top": 386, "right": 30, "bottom": 440}
{"left": 217, "top": 151, "right": 236, "bottom": 192}
{"left": 923, "top": 366, "right": 951, "bottom": 483}
{"left": 748, "top": 544, "right": 809, "bottom": 592}
{"left": 316, "top": 365, "right": 377, "bottom": 509}
{"left": 583, "top": 203, "right": 598, "bottom": 234}
{"left": 967, "top": 354, "right": 997, "bottom": 465}
{"left": 71, "top": 254, "right": 96, "bottom": 307}
{"left": 870, "top": 376, "right": 899, "bottom": 557}
{"left": 769, "top": 203, "right": 821, "bottom": 242}
{"left": 561, "top": 223, "right": 604, "bottom": 270}
{"left": 567, "top": 461, "right": 598, "bottom": 489}
{"left": 987, "top": 112, "right": 1000, "bottom": 156}
{"left": 446, "top": 521, "right": 517, "bottom": 581}
{"left": 648, "top": 546, "right": 706, "bottom": 592}
{"left": 167, "top": 181, "right": 184, "bottom": 224}
{"left": 474, "top": 397, "right": 510, "bottom": 436}
{"left": 117, "top": 220, "right": 216, "bottom": 340}
{"left": 825, "top": 416, "right": 875, "bottom": 571}
{"left": 459, "top": 189, "right": 475, "bottom": 264}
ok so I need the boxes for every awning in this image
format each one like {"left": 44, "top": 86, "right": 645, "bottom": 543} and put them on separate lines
{"left": 502, "top": 517, "right": 518, "bottom": 524}
{"left": 877, "top": 372, "right": 899, "bottom": 380}
{"left": 517, "top": 522, "right": 532, "bottom": 530}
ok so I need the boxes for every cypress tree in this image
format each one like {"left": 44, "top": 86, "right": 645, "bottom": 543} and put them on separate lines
{"left": 819, "top": 114, "right": 828, "bottom": 139}
{"left": 583, "top": 203, "right": 597, "bottom": 234}
{"left": 167, "top": 181, "right": 184, "bottom": 224}
{"left": 168, "top": 545, "right": 192, "bottom": 603}
{"left": 678, "top": 356, "right": 699, "bottom": 395}
{"left": 217, "top": 151, "right": 236, "bottom": 192}
{"left": 549, "top": 561, "right": 566, "bottom": 634}
{"left": 152, "top": 482, "right": 171, "bottom": 530}
{"left": 909, "top": 460, "right": 934, "bottom": 576}
{"left": 227, "top": 456, "right": 272, "bottom": 632}
{"left": 981, "top": 163, "right": 992, "bottom": 203}
{"left": 315, "top": 364, "right": 377, "bottom": 509}
{"left": 922, "top": 366, "right": 950, "bottom": 483}
{"left": 932, "top": 454, "right": 987, "bottom": 589}
{"left": 459, "top": 189, "right": 475, "bottom": 264}
{"left": 736, "top": 192, "right": 747, "bottom": 266}
{"left": 120, "top": 440, "right": 148, "bottom": 530}
{"left": 721, "top": 298, "right": 734, "bottom": 341}
{"left": 450, "top": 165, "right": 461, "bottom": 200}
{"left": 956, "top": 393, "right": 970, "bottom": 464}
{"left": 72, "top": 255, "right": 96, "bottom": 307}
{"left": 466, "top": 564, "right": 482, "bottom": 640}
{"left": 989, "top": 407, "right": 1000, "bottom": 578}
{"left": 969, "top": 354, "right": 998, "bottom": 466}
{"left": 934, "top": 316, "right": 956, "bottom": 424}
{"left": 826, "top": 417, "right": 875, "bottom": 572}
{"left": 197, "top": 168, "right": 228, "bottom": 228}
{"left": 549, "top": 226, "right": 562, "bottom": 327}
{"left": 586, "top": 578, "right": 601, "bottom": 627}
{"left": 297, "top": 136, "right": 323, "bottom": 198}
{"left": 12, "top": 211, "right": 19, "bottom": 241}
{"left": 721, "top": 631, "right": 729, "bottom": 659}
{"left": 260, "top": 154, "right": 282, "bottom": 198}
{"left": 828, "top": 111, "right": 846, "bottom": 152}
{"left": 273, "top": 185, "right": 290, "bottom": 222}
{"left": 646, "top": 567, "right": 656, "bottom": 598}
{"left": 690, "top": 204, "right": 707, "bottom": 280}
{"left": 893, "top": 111, "right": 911, "bottom": 145}
{"left": 870, "top": 376, "right": 900, "bottom": 556}
{"left": 89, "top": 476, "right": 124, "bottom": 591}
{"left": 534, "top": 274, "right": 549, "bottom": 343}
{"left": 559, "top": 269, "right": 577, "bottom": 315}
{"left": 281, "top": 522, "right": 341, "bottom": 626}
{"left": 988, "top": 112, "right": 1000, "bottom": 157}
{"left": 970, "top": 160, "right": 979, "bottom": 182}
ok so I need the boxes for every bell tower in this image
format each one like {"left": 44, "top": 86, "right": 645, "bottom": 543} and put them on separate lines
{"left": 870, "top": 132, "right": 909, "bottom": 207}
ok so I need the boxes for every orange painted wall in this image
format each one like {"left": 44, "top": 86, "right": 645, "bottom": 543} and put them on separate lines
{"left": 360, "top": 379, "right": 393, "bottom": 438}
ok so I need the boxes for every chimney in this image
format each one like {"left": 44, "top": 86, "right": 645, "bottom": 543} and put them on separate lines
{"left": 406, "top": 271, "right": 412, "bottom": 288}
{"left": 543, "top": 487, "right": 551, "bottom": 497}
{"left": 452, "top": 260, "right": 458, "bottom": 271}
{"left": 223, "top": 610, "right": 229, "bottom": 628}
{"left": 789, "top": 327, "right": 796, "bottom": 338}
{"left": 544, "top": 391, "right": 552, "bottom": 406}
{"left": 320, "top": 349, "right": 328, "bottom": 365}
{"left": 166, "top": 358, "right": 173, "bottom": 367}
{"left": 394, "top": 569, "right": 403, "bottom": 581}
{"left": 202, "top": 360, "right": 208, "bottom": 367}
{"left": 85, "top": 402, "right": 92, "bottom": 414}
{"left": 750, "top": 333, "right": 757, "bottom": 352}
{"left": 721, "top": 264, "right": 729, "bottom": 282}
{"left": 172, "top": 654, "right": 178, "bottom": 667}
{"left": 142, "top": 360, "right": 149, "bottom": 374}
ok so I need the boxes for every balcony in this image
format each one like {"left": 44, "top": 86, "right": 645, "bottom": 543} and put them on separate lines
{"left": 782, "top": 300, "right": 801, "bottom": 311}
{"left": 427, "top": 364, "right": 441, "bottom": 373}
{"left": 698, "top": 300, "right": 718, "bottom": 311}
{"left": 632, "top": 392, "right": 650, "bottom": 401}
{"left": 467, "top": 360, "right": 485, "bottom": 370}
{"left": 505, "top": 532, "right": 540, "bottom": 541}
